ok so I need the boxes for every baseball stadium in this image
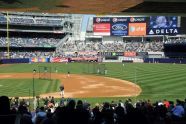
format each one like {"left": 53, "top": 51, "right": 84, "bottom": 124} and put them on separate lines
{"left": 0, "top": 0, "right": 186, "bottom": 124}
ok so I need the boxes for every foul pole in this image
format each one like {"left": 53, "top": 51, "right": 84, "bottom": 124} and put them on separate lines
{"left": 6, "top": 11, "right": 10, "bottom": 59}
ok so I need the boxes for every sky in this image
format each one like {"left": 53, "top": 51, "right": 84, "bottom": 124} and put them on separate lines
{"left": 81, "top": 14, "right": 95, "bottom": 32}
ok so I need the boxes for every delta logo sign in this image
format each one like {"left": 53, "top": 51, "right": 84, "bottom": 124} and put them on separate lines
{"left": 147, "top": 16, "right": 180, "bottom": 35}
{"left": 148, "top": 28, "right": 179, "bottom": 35}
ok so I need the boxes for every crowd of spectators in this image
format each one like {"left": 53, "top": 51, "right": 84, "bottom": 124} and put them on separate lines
{"left": 146, "top": 40, "right": 164, "bottom": 52}
{"left": 0, "top": 14, "right": 65, "bottom": 27}
{"left": 59, "top": 40, "right": 164, "bottom": 53}
{"left": 165, "top": 38, "right": 186, "bottom": 44}
{"left": 8, "top": 52, "right": 55, "bottom": 58}
{"left": 101, "top": 41, "right": 125, "bottom": 52}
{"left": 58, "top": 40, "right": 101, "bottom": 52}
{"left": 1, "top": 51, "right": 98, "bottom": 59}
{"left": 0, "top": 35, "right": 168, "bottom": 59}
{"left": 1, "top": 96, "right": 186, "bottom": 124}
{"left": 0, "top": 37, "right": 61, "bottom": 47}
{"left": 124, "top": 40, "right": 164, "bottom": 52}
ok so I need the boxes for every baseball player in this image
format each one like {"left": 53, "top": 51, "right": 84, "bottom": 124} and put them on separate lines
{"left": 59, "top": 84, "right": 64, "bottom": 97}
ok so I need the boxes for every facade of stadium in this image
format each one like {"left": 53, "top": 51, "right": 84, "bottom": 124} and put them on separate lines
{"left": 0, "top": 12, "right": 186, "bottom": 64}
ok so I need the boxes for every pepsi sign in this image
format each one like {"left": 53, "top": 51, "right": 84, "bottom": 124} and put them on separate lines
{"left": 129, "top": 17, "right": 146, "bottom": 23}
{"left": 93, "top": 17, "right": 110, "bottom": 23}
{"left": 112, "top": 17, "right": 128, "bottom": 23}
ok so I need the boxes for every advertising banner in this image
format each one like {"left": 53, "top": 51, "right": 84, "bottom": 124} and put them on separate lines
{"left": 111, "top": 23, "right": 128, "bottom": 36}
{"left": 50, "top": 57, "right": 61, "bottom": 62}
{"left": 129, "top": 17, "right": 147, "bottom": 23}
{"left": 147, "top": 28, "right": 179, "bottom": 35}
{"left": 93, "top": 17, "right": 111, "bottom": 36}
{"left": 93, "top": 17, "right": 110, "bottom": 23}
{"left": 112, "top": 52, "right": 124, "bottom": 56}
{"left": 38, "top": 58, "right": 47, "bottom": 62}
{"left": 31, "top": 58, "right": 38, "bottom": 62}
{"left": 1, "top": 58, "right": 29, "bottom": 64}
{"left": 30, "top": 58, "right": 49, "bottom": 62}
{"left": 50, "top": 58, "right": 68, "bottom": 63}
{"left": 93, "top": 23, "right": 110, "bottom": 35}
{"left": 129, "top": 23, "right": 146, "bottom": 36}
{"left": 93, "top": 16, "right": 180, "bottom": 36}
{"left": 60, "top": 58, "right": 69, "bottom": 62}
{"left": 84, "top": 57, "right": 98, "bottom": 61}
{"left": 124, "top": 52, "right": 136, "bottom": 57}
{"left": 70, "top": 57, "right": 84, "bottom": 61}
{"left": 99, "top": 52, "right": 124, "bottom": 56}
{"left": 99, "top": 52, "right": 112, "bottom": 56}
{"left": 110, "top": 17, "right": 128, "bottom": 36}
{"left": 147, "top": 16, "right": 179, "bottom": 35}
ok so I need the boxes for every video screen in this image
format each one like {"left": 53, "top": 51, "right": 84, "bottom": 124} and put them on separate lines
{"left": 149, "top": 16, "right": 178, "bottom": 28}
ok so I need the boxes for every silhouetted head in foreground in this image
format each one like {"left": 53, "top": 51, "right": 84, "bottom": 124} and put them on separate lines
{"left": 0, "top": 96, "right": 10, "bottom": 115}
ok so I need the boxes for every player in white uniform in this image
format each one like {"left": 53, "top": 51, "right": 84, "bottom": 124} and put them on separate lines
{"left": 59, "top": 84, "right": 64, "bottom": 97}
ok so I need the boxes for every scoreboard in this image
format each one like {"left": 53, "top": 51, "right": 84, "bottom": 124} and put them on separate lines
{"left": 93, "top": 16, "right": 181, "bottom": 36}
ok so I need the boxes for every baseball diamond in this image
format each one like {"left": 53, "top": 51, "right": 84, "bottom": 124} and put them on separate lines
{"left": 0, "top": 1, "right": 186, "bottom": 123}
{"left": 0, "top": 63, "right": 186, "bottom": 101}
{"left": 0, "top": 73, "right": 141, "bottom": 98}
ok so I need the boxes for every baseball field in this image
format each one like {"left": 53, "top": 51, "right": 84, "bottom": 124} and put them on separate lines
{"left": 0, "top": 62, "right": 186, "bottom": 103}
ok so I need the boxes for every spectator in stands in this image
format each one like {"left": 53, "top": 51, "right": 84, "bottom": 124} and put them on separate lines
{"left": 101, "top": 102, "right": 114, "bottom": 124}
{"left": 115, "top": 102, "right": 126, "bottom": 124}
{"left": 163, "top": 99, "right": 170, "bottom": 108}
{"left": 1, "top": 96, "right": 186, "bottom": 124}
{"left": 92, "top": 103, "right": 102, "bottom": 124}
{"left": 171, "top": 99, "right": 185, "bottom": 120}
{"left": 17, "top": 105, "right": 33, "bottom": 124}
{"left": 75, "top": 100, "right": 90, "bottom": 124}
{"left": 0, "top": 96, "right": 16, "bottom": 124}
{"left": 33, "top": 106, "right": 47, "bottom": 124}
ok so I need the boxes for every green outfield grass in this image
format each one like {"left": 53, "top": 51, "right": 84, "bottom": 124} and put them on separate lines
{"left": 0, "top": 63, "right": 186, "bottom": 103}
{"left": 0, "top": 78, "right": 60, "bottom": 97}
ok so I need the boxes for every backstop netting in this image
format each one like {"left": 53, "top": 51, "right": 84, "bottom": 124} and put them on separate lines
{"left": 82, "top": 62, "right": 106, "bottom": 75}
{"left": 38, "top": 66, "right": 51, "bottom": 80}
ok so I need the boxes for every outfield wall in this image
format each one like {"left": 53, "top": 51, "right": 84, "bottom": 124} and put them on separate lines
{"left": 144, "top": 58, "right": 186, "bottom": 64}
{"left": 2, "top": 57, "right": 186, "bottom": 64}
{"left": 0, "top": 58, "right": 29, "bottom": 64}
{"left": 0, "top": 57, "right": 97, "bottom": 64}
